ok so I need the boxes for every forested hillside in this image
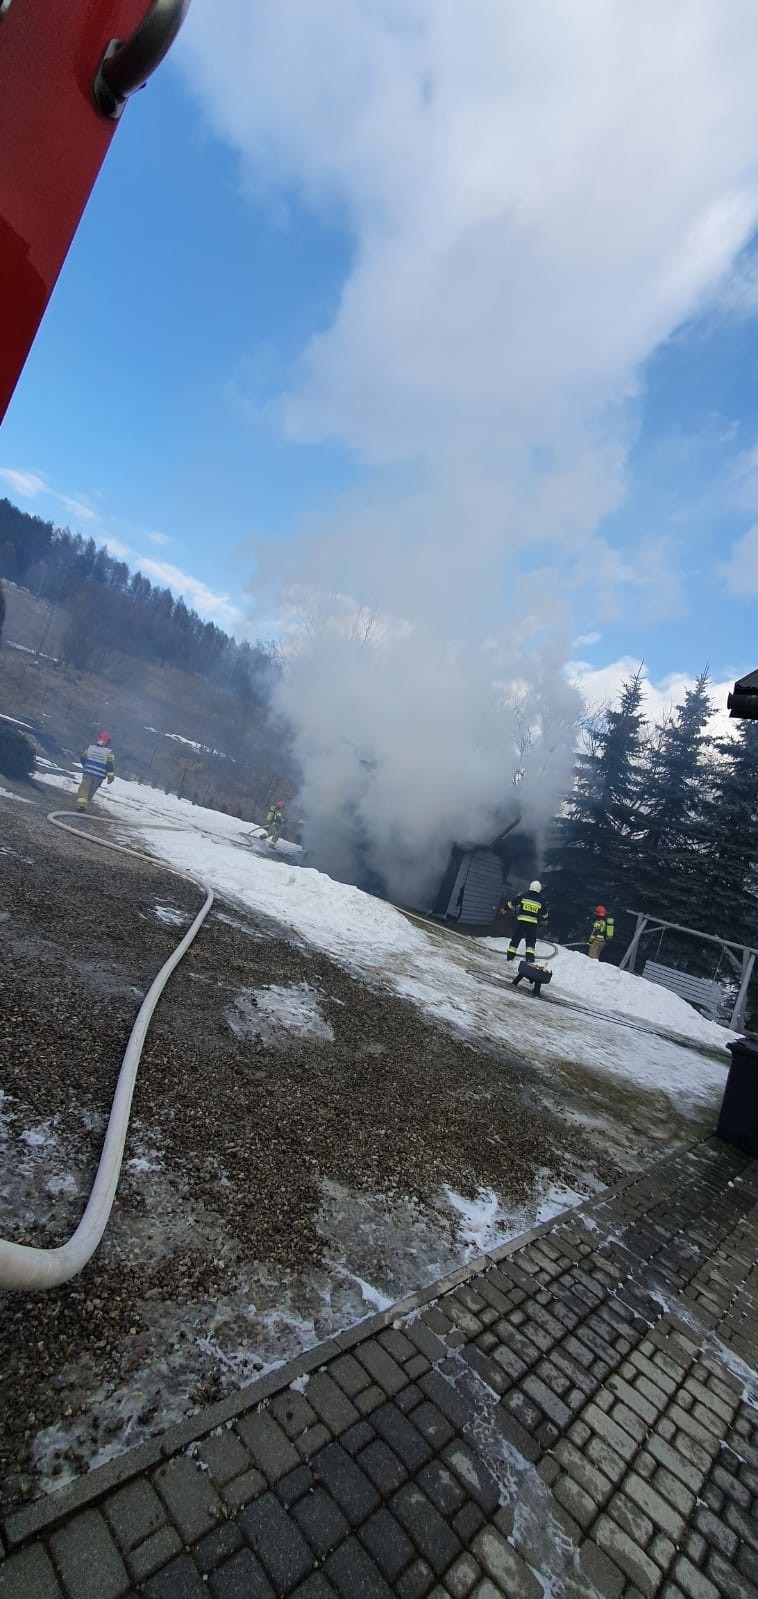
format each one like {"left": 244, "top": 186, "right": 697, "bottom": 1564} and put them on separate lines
{"left": 0, "top": 500, "right": 297, "bottom": 822}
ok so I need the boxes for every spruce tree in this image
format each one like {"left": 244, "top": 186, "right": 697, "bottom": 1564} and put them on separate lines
{"left": 698, "top": 721, "right": 758, "bottom": 948}
{"left": 546, "top": 670, "right": 647, "bottom": 944}
{"left": 635, "top": 669, "right": 714, "bottom": 929}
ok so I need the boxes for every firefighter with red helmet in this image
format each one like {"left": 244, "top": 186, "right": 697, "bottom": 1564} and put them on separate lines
{"left": 588, "top": 906, "right": 614, "bottom": 960}
{"left": 76, "top": 731, "right": 115, "bottom": 811}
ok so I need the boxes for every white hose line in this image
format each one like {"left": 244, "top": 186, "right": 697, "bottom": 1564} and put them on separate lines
{"left": 0, "top": 812, "right": 214, "bottom": 1292}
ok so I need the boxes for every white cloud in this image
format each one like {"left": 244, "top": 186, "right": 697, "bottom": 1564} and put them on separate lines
{"left": 567, "top": 656, "right": 733, "bottom": 737}
{"left": 146, "top": 530, "right": 172, "bottom": 547}
{"left": 0, "top": 468, "right": 47, "bottom": 498}
{"left": 720, "top": 523, "right": 758, "bottom": 595}
{"left": 0, "top": 467, "right": 98, "bottom": 524}
{"left": 57, "top": 494, "right": 98, "bottom": 523}
{"left": 138, "top": 555, "right": 242, "bottom": 628}
{"left": 181, "top": 1, "right": 758, "bottom": 485}
{"left": 573, "top": 632, "right": 602, "bottom": 649}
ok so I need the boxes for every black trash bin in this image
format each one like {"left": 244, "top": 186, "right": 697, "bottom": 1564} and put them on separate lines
{"left": 716, "top": 1037, "right": 758, "bottom": 1155}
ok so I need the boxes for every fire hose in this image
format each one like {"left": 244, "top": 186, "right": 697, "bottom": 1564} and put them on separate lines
{"left": 0, "top": 811, "right": 214, "bottom": 1292}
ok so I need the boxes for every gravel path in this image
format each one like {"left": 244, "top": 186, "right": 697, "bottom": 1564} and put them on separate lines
{"left": 0, "top": 784, "right": 681, "bottom": 1512}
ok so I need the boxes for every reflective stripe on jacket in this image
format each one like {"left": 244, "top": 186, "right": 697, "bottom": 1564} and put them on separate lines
{"left": 81, "top": 744, "right": 115, "bottom": 778}
{"left": 590, "top": 917, "right": 614, "bottom": 940}
{"left": 508, "top": 894, "right": 546, "bottom": 925}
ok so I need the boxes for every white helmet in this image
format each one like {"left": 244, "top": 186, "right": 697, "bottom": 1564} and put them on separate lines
{"left": 529, "top": 880, "right": 542, "bottom": 893}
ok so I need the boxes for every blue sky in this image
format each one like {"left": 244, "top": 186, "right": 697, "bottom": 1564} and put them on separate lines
{"left": 3, "top": 0, "right": 758, "bottom": 726}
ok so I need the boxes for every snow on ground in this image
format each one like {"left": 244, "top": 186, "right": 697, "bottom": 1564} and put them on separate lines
{"left": 144, "top": 726, "right": 236, "bottom": 761}
{"left": 6, "top": 640, "right": 59, "bottom": 663}
{"left": 480, "top": 937, "right": 732, "bottom": 1043}
{"left": 38, "top": 770, "right": 731, "bottom": 1111}
{"left": 0, "top": 785, "right": 32, "bottom": 804}
{"left": 228, "top": 983, "right": 335, "bottom": 1046}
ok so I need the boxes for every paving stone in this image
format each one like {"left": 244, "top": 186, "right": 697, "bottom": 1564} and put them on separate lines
{"left": 738, "top": 1545, "right": 758, "bottom": 1588}
{"left": 594, "top": 1513, "right": 663, "bottom": 1596}
{"left": 196, "top": 1431, "right": 251, "bottom": 1487}
{"left": 705, "top": 1549, "right": 758, "bottom": 1599}
{"left": 441, "top": 1441, "right": 501, "bottom": 1516}
{"left": 453, "top": 1502, "right": 485, "bottom": 1543}
{"left": 359, "top": 1507, "right": 416, "bottom": 1581}
{"left": 403, "top": 1318, "right": 448, "bottom": 1365}
{"left": 0, "top": 1544, "right": 62, "bottom": 1599}
{"left": 378, "top": 1328, "right": 417, "bottom": 1365}
{"left": 358, "top": 1438, "right": 408, "bottom": 1496}
{"left": 649, "top": 1529, "right": 677, "bottom": 1573}
{"left": 104, "top": 1478, "right": 167, "bottom": 1551}
{"left": 411, "top": 1400, "right": 457, "bottom": 1451}
{"left": 311, "top": 1441, "right": 381, "bottom": 1525}
{"left": 579, "top": 1538, "right": 625, "bottom": 1599}
{"left": 667, "top": 1556, "right": 722, "bottom": 1599}
{"left": 356, "top": 1340, "right": 409, "bottom": 1396}
{"left": 49, "top": 1510, "right": 129, "bottom": 1599}
{"left": 472, "top": 1527, "right": 542, "bottom": 1598}
{"left": 127, "top": 1526, "right": 183, "bottom": 1583}
{"left": 491, "top": 1403, "right": 541, "bottom": 1463}
{"left": 396, "top": 1384, "right": 424, "bottom": 1416}
{"left": 153, "top": 1456, "right": 224, "bottom": 1542}
{"left": 222, "top": 1467, "right": 267, "bottom": 1510}
{"left": 607, "top": 1489, "right": 654, "bottom": 1547}
{"left": 645, "top": 1434, "right": 705, "bottom": 1493}
{"left": 396, "top": 1557, "right": 436, "bottom": 1598}
{"left": 694, "top": 1506, "right": 739, "bottom": 1558}
{"left": 446, "top": 1553, "right": 482, "bottom": 1598}
{"left": 276, "top": 1464, "right": 314, "bottom": 1508}
{"left": 420, "top": 1371, "right": 473, "bottom": 1432}
{"left": 406, "top": 1354, "right": 431, "bottom": 1381}
{"left": 417, "top": 1459, "right": 468, "bottom": 1517}
{"left": 208, "top": 1548, "right": 276, "bottom": 1598}
{"left": 336, "top": 1419, "right": 374, "bottom": 1456}
{"left": 553, "top": 1473, "right": 597, "bottom": 1531}
{"left": 296, "top": 1423, "right": 333, "bottom": 1458}
{"left": 143, "top": 1555, "right": 207, "bottom": 1598}
{"left": 725, "top": 1498, "right": 758, "bottom": 1553}
{"left": 289, "top": 1578, "right": 339, "bottom": 1599}
{"left": 239, "top": 1494, "right": 314, "bottom": 1594}
{"left": 325, "top": 1536, "right": 395, "bottom": 1598}
{"left": 371, "top": 1403, "right": 432, "bottom": 1471}
{"left": 270, "top": 1391, "right": 319, "bottom": 1441}
{"left": 303, "top": 1371, "right": 362, "bottom": 1432}
{"left": 653, "top": 1464, "right": 696, "bottom": 1520}
{"left": 292, "top": 1489, "right": 350, "bottom": 1557}
{"left": 235, "top": 1412, "right": 302, "bottom": 1482}
{"left": 328, "top": 1354, "right": 372, "bottom": 1398}
{"left": 391, "top": 1483, "right": 461, "bottom": 1574}
{"left": 194, "top": 1521, "right": 245, "bottom": 1574}
{"left": 355, "top": 1385, "right": 386, "bottom": 1418}
{"left": 462, "top": 1345, "right": 509, "bottom": 1395}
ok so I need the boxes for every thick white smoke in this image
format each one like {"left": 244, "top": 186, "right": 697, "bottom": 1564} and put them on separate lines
{"left": 179, "top": 0, "right": 758, "bottom": 893}
{"left": 266, "top": 488, "right": 582, "bottom": 900}
{"left": 276, "top": 621, "right": 580, "bottom": 901}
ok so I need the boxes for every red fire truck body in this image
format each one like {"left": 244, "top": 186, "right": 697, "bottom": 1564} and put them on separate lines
{"left": 0, "top": 0, "right": 188, "bottom": 420}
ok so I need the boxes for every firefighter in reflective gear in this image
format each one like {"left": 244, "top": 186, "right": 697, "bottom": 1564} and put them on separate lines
{"left": 506, "top": 880, "right": 548, "bottom": 963}
{"left": 588, "top": 906, "right": 614, "bottom": 960}
{"left": 266, "top": 798, "right": 286, "bottom": 849}
{"left": 76, "top": 731, "right": 115, "bottom": 810}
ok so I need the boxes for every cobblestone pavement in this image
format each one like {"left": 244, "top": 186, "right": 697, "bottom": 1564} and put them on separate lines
{"left": 1, "top": 1136, "right": 756, "bottom": 1599}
